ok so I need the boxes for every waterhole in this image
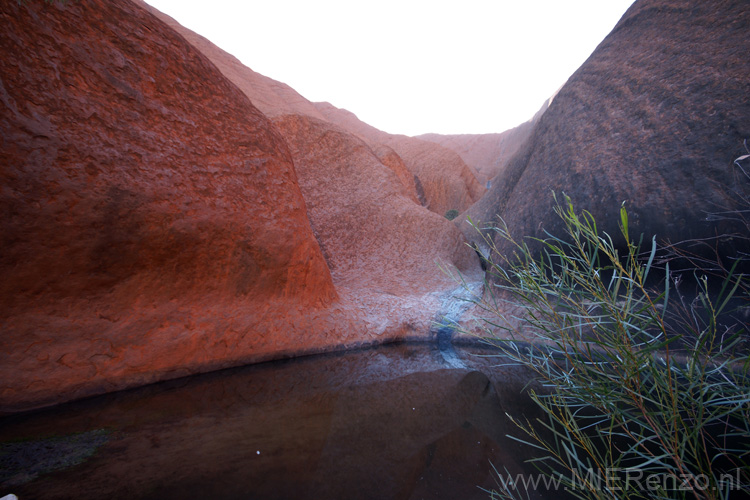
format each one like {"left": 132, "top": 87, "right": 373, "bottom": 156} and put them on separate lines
{"left": 0, "top": 343, "right": 550, "bottom": 500}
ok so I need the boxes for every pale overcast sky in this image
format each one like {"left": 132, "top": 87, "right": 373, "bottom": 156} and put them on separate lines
{"left": 145, "top": 0, "right": 634, "bottom": 136}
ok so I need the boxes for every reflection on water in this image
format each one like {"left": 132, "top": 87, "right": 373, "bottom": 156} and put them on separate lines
{"left": 0, "top": 343, "right": 550, "bottom": 500}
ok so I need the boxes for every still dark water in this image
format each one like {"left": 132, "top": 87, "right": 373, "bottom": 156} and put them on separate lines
{"left": 0, "top": 343, "right": 548, "bottom": 500}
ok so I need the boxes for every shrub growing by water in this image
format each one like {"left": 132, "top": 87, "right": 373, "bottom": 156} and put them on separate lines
{"left": 456, "top": 194, "right": 750, "bottom": 500}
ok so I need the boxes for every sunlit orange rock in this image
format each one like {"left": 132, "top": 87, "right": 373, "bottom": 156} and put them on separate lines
{"left": 272, "top": 114, "right": 478, "bottom": 296}
{"left": 0, "top": 0, "right": 341, "bottom": 411}
{"left": 313, "top": 102, "right": 486, "bottom": 215}
{"left": 0, "top": 0, "right": 484, "bottom": 413}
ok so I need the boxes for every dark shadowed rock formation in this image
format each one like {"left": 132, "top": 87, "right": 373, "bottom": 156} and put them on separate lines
{"left": 418, "top": 96, "right": 553, "bottom": 184}
{"left": 466, "top": 0, "right": 750, "bottom": 265}
{"left": 313, "top": 102, "right": 486, "bottom": 215}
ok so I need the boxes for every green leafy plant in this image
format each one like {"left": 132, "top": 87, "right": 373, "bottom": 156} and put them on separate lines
{"left": 455, "top": 194, "right": 750, "bottom": 500}
{"left": 445, "top": 209, "right": 460, "bottom": 221}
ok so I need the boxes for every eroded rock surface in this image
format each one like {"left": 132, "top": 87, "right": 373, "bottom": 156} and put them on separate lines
{"left": 0, "top": 0, "right": 483, "bottom": 412}
{"left": 141, "top": 2, "right": 484, "bottom": 217}
{"left": 467, "top": 0, "right": 750, "bottom": 263}
{"left": 273, "top": 115, "right": 478, "bottom": 294}
{"left": 370, "top": 144, "right": 422, "bottom": 204}
{"left": 0, "top": 0, "right": 337, "bottom": 412}
{"left": 418, "top": 96, "right": 553, "bottom": 184}
{"left": 142, "top": 2, "right": 484, "bottom": 335}
{"left": 313, "top": 102, "right": 486, "bottom": 215}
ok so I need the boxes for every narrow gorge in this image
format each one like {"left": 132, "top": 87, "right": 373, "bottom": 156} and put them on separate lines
{"left": 1, "top": 1, "right": 749, "bottom": 498}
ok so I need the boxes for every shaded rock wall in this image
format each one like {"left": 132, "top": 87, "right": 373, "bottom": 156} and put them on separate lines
{"left": 467, "top": 0, "right": 750, "bottom": 265}
{"left": 418, "top": 95, "right": 553, "bottom": 184}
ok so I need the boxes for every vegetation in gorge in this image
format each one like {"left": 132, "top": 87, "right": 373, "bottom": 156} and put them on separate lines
{"left": 455, "top": 193, "right": 750, "bottom": 500}
{"left": 445, "top": 209, "right": 460, "bottom": 221}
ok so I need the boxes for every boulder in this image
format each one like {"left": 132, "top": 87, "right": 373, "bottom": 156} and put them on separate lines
{"left": 467, "top": 0, "right": 750, "bottom": 266}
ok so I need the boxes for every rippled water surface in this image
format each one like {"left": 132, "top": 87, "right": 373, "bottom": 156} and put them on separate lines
{"left": 0, "top": 343, "right": 550, "bottom": 500}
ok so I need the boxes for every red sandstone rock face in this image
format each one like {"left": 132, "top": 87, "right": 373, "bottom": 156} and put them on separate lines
{"left": 142, "top": 4, "right": 484, "bottom": 309}
{"left": 467, "top": 0, "right": 750, "bottom": 263}
{"left": 418, "top": 96, "right": 552, "bottom": 184}
{"left": 370, "top": 144, "right": 422, "bottom": 204}
{"left": 273, "top": 114, "right": 478, "bottom": 295}
{"left": 418, "top": 132, "right": 517, "bottom": 185}
{"left": 385, "top": 135, "right": 486, "bottom": 216}
{"left": 0, "top": 0, "right": 484, "bottom": 412}
{"left": 140, "top": 5, "right": 485, "bottom": 218}
{"left": 0, "top": 0, "right": 342, "bottom": 411}
{"left": 143, "top": 2, "right": 482, "bottom": 222}
{"left": 313, "top": 102, "right": 486, "bottom": 216}
{"left": 135, "top": 0, "right": 328, "bottom": 122}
